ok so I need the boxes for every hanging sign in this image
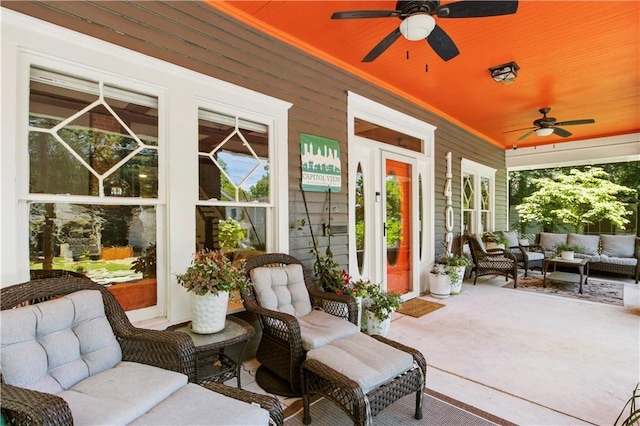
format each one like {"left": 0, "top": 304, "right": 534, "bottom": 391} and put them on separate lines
{"left": 300, "top": 133, "right": 342, "bottom": 192}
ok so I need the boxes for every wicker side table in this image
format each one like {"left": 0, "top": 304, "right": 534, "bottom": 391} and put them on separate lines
{"left": 167, "top": 316, "right": 255, "bottom": 388}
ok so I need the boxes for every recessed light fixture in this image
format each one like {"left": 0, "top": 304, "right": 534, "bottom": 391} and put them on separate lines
{"left": 489, "top": 61, "right": 519, "bottom": 84}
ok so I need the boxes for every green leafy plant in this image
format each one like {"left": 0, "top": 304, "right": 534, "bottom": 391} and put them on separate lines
{"left": 334, "top": 271, "right": 375, "bottom": 298}
{"left": 431, "top": 254, "right": 472, "bottom": 283}
{"left": 553, "top": 243, "right": 585, "bottom": 255}
{"left": 615, "top": 382, "right": 640, "bottom": 426}
{"left": 131, "top": 243, "right": 156, "bottom": 278}
{"left": 365, "top": 284, "right": 402, "bottom": 321}
{"left": 176, "top": 249, "right": 248, "bottom": 298}
{"left": 481, "top": 231, "right": 509, "bottom": 248}
{"left": 219, "top": 217, "right": 246, "bottom": 249}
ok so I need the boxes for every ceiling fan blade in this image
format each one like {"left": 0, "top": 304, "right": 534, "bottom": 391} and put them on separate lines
{"left": 438, "top": 1, "right": 518, "bottom": 18}
{"left": 553, "top": 127, "right": 572, "bottom": 138}
{"left": 362, "top": 28, "right": 402, "bottom": 62}
{"left": 517, "top": 129, "right": 536, "bottom": 141}
{"left": 554, "top": 119, "right": 595, "bottom": 126}
{"left": 331, "top": 10, "right": 400, "bottom": 20}
{"left": 426, "top": 25, "right": 459, "bottom": 61}
{"left": 503, "top": 126, "right": 535, "bottom": 134}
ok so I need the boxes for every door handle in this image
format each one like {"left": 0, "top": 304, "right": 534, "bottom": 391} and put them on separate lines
{"left": 383, "top": 222, "right": 387, "bottom": 237}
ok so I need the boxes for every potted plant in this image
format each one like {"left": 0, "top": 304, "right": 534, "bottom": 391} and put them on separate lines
{"left": 481, "top": 232, "right": 509, "bottom": 250}
{"left": 130, "top": 243, "right": 156, "bottom": 278}
{"left": 176, "top": 249, "right": 249, "bottom": 334}
{"left": 430, "top": 254, "right": 472, "bottom": 297}
{"left": 554, "top": 243, "right": 585, "bottom": 260}
{"left": 335, "top": 271, "right": 375, "bottom": 329}
{"left": 363, "top": 284, "right": 402, "bottom": 337}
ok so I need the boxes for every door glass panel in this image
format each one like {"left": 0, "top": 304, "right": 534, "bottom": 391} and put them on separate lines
{"left": 385, "top": 158, "right": 412, "bottom": 294}
{"left": 355, "top": 162, "right": 365, "bottom": 274}
{"left": 418, "top": 174, "right": 423, "bottom": 258}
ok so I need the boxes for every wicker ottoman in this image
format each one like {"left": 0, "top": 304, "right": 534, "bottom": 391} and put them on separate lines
{"left": 301, "top": 333, "right": 426, "bottom": 426}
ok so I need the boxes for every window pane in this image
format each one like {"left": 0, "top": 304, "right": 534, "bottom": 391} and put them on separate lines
{"left": 355, "top": 118, "right": 422, "bottom": 152}
{"left": 29, "top": 203, "right": 157, "bottom": 285}
{"left": 198, "top": 110, "right": 269, "bottom": 202}
{"left": 196, "top": 206, "right": 266, "bottom": 252}
{"left": 355, "top": 163, "right": 365, "bottom": 274}
{"left": 481, "top": 176, "right": 490, "bottom": 211}
{"left": 463, "top": 173, "right": 475, "bottom": 209}
{"left": 29, "top": 67, "right": 159, "bottom": 197}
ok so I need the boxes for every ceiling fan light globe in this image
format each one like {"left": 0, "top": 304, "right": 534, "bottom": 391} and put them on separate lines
{"left": 535, "top": 128, "right": 555, "bottom": 137}
{"left": 399, "top": 14, "right": 436, "bottom": 41}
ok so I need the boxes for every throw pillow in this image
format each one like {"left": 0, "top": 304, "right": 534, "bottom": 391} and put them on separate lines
{"left": 567, "top": 233, "right": 600, "bottom": 255}
{"left": 600, "top": 235, "right": 636, "bottom": 258}
{"left": 538, "top": 233, "right": 567, "bottom": 252}
{"left": 501, "top": 231, "right": 520, "bottom": 247}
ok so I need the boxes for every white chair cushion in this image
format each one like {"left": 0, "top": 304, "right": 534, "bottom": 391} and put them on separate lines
{"left": 306, "top": 333, "right": 414, "bottom": 394}
{"left": 298, "top": 310, "right": 359, "bottom": 351}
{"left": 250, "top": 264, "right": 312, "bottom": 317}
{"left": 130, "top": 383, "right": 269, "bottom": 425}
{"left": 567, "top": 233, "right": 600, "bottom": 255}
{"left": 59, "top": 361, "right": 188, "bottom": 425}
{"left": 0, "top": 290, "right": 122, "bottom": 394}
{"left": 600, "top": 235, "right": 636, "bottom": 258}
{"left": 526, "top": 252, "right": 545, "bottom": 261}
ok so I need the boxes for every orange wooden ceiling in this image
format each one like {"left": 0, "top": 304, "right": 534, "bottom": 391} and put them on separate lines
{"left": 208, "top": 1, "right": 639, "bottom": 150}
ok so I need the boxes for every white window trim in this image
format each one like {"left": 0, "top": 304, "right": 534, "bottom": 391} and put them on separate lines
{"left": 347, "top": 92, "right": 435, "bottom": 295}
{"left": 461, "top": 159, "right": 496, "bottom": 235}
{"left": 1, "top": 9, "right": 291, "bottom": 326}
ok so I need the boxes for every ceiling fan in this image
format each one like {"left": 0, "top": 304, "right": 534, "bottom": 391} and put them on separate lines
{"left": 331, "top": 0, "right": 518, "bottom": 62}
{"left": 506, "top": 108, "right": 596, "bottom": 141}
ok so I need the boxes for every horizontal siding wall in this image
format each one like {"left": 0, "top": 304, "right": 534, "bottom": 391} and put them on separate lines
{"left": 3, "top": 1, "right": 506, "bottom": 270}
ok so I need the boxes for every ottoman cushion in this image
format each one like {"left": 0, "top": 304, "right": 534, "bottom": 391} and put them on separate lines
{"left": 306, "top": 333, "right": 413, "bottom": 394}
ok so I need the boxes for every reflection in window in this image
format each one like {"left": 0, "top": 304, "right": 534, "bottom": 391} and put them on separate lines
{"left": 355, "top": 163, "right": 365, "bottom": 274}
{"left": 386, "top": 172, "right": 401, "bottom": 266}
{"left": 197, "top": 109, "right": 271, "bottom": 253}
{"left": 29, "top": 203, "right": 157, "bottom": 285}
{"left": 27, "top": 67, "right": 161, "bottom": 312}
{"left": 418, "top": 174, "right": 423, "bottom": 258}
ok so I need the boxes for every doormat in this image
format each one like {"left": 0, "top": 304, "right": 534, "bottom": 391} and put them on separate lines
{"left": 396, "top": 298, "right": 445, "bottom": 318}
{"left": 503, "top": 276, "right": 624, "bottom": 306}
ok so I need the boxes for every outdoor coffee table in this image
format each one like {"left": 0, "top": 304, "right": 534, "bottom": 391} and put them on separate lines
{"left": 542, "top": 257, "right": 590, "bottom": 294}
{"left": 167, "top": 316, "right": 255, "bottom": 387}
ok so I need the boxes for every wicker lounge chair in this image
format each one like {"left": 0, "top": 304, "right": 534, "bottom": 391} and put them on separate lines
{"left": 500, "top": 231, "right": 545, "bottom": 277}
{"left": 1, "top": 275, "right": 283, "bottom": 426}
{"left": 242, "top": 253, "right": 359, "bottom": 396}
{"left": 467, "top": 233, "right": 519, "bottom": 287}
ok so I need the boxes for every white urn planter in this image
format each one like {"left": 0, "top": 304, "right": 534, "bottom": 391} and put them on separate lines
{"left": 560, "top": 251, "right": 575, "bottom": 260}
{"left": 430, "top": 265, "right": 451, "bottom": 299}
{"left": 449, "top": 266, "right": 466, "bottom": 295}
{"left": 364, "top": 311, "right": 391, "bottom": 337}
{"left": 190, "top": 291, "right": 229, "bottom": 334}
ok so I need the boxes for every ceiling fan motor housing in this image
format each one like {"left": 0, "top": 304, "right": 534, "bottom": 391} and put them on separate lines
{"left": 396, "top": 0, "right": 440, "bottom": 17}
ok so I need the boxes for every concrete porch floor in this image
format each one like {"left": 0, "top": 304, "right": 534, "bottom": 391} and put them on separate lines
{"left": 228, "top": 271, "right": 640, "bottom": 425}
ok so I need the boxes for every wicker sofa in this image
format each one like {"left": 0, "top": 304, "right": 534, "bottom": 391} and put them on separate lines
{"left": 535, "top": 232, "right": 640, "bottom": 283}
{"left": 0, "top": 276, "right": 283, "bottom": 426}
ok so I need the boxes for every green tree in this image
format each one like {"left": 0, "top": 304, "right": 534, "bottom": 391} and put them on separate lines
{"left": 516, "top": 167, "right": 635, "bottom": 233}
